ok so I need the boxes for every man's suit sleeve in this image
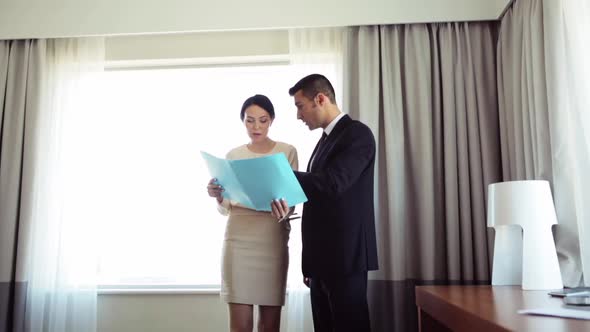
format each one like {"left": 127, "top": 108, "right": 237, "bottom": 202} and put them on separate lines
{"left": 295, "top": 123, "right": 375, "bottom": 198}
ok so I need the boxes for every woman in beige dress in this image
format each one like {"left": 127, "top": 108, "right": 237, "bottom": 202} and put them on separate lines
{"left": 206, "top": 94, "right": 298, "bottom": 332}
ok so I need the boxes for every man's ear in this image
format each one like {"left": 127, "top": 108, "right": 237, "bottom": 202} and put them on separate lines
{"left": 316, "top": 93, "right": 326, "bottom": 106}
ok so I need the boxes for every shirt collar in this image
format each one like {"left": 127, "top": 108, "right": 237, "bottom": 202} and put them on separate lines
{"left": 324, "top": 113, "right": 345, "bottom": 137}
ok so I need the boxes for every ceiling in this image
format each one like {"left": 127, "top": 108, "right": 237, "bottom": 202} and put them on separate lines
{"left": 0, "top": 0, "right": 513, "bottom": 39}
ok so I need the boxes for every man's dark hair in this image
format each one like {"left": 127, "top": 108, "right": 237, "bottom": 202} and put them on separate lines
{"left": 288, "top": 74, "right": 336, "bottom": 104}
{"left": 240, "top": 94, "right": 275, "bottom": 121}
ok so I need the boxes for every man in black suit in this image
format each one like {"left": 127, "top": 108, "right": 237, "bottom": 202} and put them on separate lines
{"left": 271, "top": 74, "right": 379, "bottom": 332}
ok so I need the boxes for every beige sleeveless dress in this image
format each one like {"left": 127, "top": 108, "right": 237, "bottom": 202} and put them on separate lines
{"left": 217, "top": 142, "right": 298, "bottom": 306}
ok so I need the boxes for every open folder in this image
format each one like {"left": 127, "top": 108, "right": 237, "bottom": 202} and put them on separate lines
{"left": 201, "top": 151, "right": 308, "bottom": 211}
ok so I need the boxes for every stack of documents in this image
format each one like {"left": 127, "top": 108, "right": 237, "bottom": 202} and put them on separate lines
{"left": 201, "top": 151, "right": 308, "bottom": 211}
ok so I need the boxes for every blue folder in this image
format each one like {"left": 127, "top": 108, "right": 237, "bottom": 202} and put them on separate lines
{"left": 201, "top": 151, "right": 308, "bottom": 211}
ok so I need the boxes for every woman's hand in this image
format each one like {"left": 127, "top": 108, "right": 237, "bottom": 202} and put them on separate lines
{"left": 207, "top": 178, "right": 224, "bottom": 203}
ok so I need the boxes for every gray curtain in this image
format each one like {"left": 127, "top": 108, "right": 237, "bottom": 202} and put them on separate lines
{"left": 343, "top": 22, "right": 501, "bottom": 331}
{"left": 0, "top": 40, "right": 44, "bottom": 332}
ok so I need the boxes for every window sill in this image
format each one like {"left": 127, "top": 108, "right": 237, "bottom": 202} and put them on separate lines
{"left": 98, "top": 285, "right": 221, "bottom": 295}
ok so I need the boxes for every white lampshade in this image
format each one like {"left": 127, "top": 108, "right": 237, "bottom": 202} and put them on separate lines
{"left": 487, "top": 180, "right": 563, "bottom": 290}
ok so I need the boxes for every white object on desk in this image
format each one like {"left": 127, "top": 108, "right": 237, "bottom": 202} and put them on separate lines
{"left": 487, "top": 180, "right": 563, "bottom": 290}
{"left": 518, "top": 307, "right": 590, "bottom": 320}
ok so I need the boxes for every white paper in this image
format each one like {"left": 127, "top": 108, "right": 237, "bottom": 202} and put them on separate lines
{"left": 518, "top": 307, "right": 590, "bottom": 320}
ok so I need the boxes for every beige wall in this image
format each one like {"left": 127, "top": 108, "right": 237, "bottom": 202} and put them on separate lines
{"left": 98, "top": 292, "right": 312, "bottom": 332}
{"left": 0, "top": 0, "right": 511, "bottom": 39}
{"left": 105, "top": 30, "right": 289, "bottom": 63}
{"left": 98, "top": 293, "right": 228, "bottom": 332}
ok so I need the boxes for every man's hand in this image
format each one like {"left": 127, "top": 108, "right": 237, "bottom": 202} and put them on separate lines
{"left": 303, "top": 277, "right": 311, "bottom": 288}
{"left": 271, "top": 198, "right": 290, "bottom": 220}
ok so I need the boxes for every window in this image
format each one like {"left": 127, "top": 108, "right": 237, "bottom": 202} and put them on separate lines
{"left": 83, "top": 61, "right": 336, "bottom": 286}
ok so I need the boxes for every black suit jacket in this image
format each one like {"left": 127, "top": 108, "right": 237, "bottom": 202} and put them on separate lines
{"left": 295, "top": 114, "right": 379, "bottom": 278}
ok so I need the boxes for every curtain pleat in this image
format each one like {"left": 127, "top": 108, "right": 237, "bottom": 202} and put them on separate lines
{"left": 1, "top": 39, "right": 43, "bottom": 332}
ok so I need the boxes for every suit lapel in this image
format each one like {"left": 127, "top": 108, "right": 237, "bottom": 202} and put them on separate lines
{"left": 308, "top": 115, "right": 352, "bottom": 171}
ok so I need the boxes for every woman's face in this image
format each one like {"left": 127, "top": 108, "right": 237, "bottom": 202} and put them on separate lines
{"left": 244, "top": 105, "right": 272, "bottom": 143}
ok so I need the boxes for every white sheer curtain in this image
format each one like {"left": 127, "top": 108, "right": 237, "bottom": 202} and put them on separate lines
{"left": 283, "top": 28, "right": 344, "bottom": 332}
{"left": 497, "top": 0, "right": 590, "bottom": 286}
{"left": 288, "top": 28, "right": 344, "bottom": 107}
{"left": 19, "top": 38, "right": 105, "bottom": 332}
{"left": 542, "top": 0, "right": 590, "bottom": 285}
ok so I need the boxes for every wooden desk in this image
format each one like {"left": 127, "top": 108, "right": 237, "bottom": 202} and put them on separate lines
{"left": 415, "top": 285, "right": 590, "bottom": 332}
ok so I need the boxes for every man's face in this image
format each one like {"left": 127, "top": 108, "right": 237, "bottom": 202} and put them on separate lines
{"left": 294, "top": 90, "right": 320, "bottom": 130}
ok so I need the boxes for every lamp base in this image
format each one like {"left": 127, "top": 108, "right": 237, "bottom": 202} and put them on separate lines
{"left": 521, "top": 227, "right": 563, "bottom": 290}
{"left": 491, "top": 225, "right": 523, "bottom": 285}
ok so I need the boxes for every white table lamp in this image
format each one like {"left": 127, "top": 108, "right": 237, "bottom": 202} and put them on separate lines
{"left": 487, "top": 180, "right": 563, "bottom": 290}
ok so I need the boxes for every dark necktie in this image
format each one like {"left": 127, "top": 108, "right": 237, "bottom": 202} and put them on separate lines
{"left": 310, "top": 132, "right": 328, "bottom": 170}
{"left": 318, "top": 132, "right": 328, "bottom": 150}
